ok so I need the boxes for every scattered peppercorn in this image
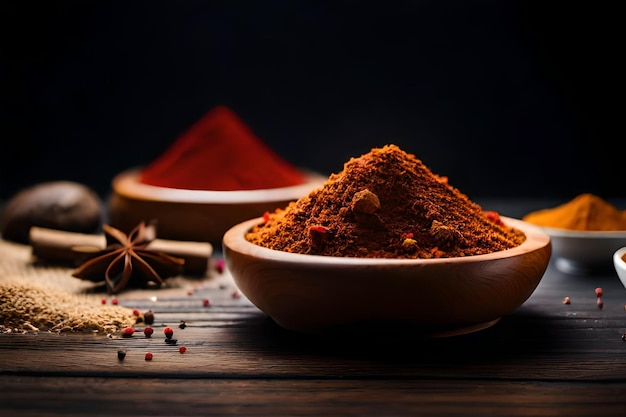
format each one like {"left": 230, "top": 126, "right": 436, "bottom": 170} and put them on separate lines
{"left": 203, "top": 299, "right": 210, "bottom": 307}
{"left": 101, "top": 299, "right": 106, "bottom": 305}
{"left": 215, "top": 258, "right": 225, "bottom": 274}
{"left": 121, "top": 327, "right": 135, "bottom": 338}
{"left": 563, "top": 296, "right": 571, "bottom": 305}
{"left": 164, "top": 326, "right": 174, "bottom": 338}
{"left": 595, "top": 287, "right": 603, "bottom": 297}
{"left": 145, "top": 352, "right": 153, "bottom": 361}
{"left": 132, "top": 309, "right": 141, "bottom": 317}
{"left": 143, "top": 327, "right": 154, "bottom": 338}
{"left": 179, "top": 346, "right": 187, "bottom": 354}
{"left": 111, "top": 298, "right": 118, "bottom": 305}
{"left": 232, "top": 291, "right": 241, "bottom": 299}
{"left": 179, "top": 321, "right": 187, "bottom": 329}
{"left": 143, "top": 310, "right": 155, "bottom": 325}
{"left": 117, "top": 350, "right": 127, "bottom": 361}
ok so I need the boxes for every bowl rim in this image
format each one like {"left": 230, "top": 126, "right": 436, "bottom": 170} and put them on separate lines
{"left": 223, "top": 216, "right": 551, "bottom": 266}
{"left": 538, "top": 225, "right": 626, "bottom": 239}
{"left": 112, "top": 168, "right": 327, "bottom": 204}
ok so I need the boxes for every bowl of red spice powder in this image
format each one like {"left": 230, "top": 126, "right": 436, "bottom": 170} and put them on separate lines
{"left": 223, "top": 145, "right": 552, "bottom": 337}
{"left": 108, "top": 168, "right": 327, "bottom": 247}
{"left": 107, "top": 105, "right": 327, "bottom": 246}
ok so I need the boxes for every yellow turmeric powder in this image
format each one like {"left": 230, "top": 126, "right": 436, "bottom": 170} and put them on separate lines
{"left": 523, "top": 193, "right": 626, "bottom": 231}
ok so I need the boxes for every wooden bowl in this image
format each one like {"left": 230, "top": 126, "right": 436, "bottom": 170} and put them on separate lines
{"left": 108, "top": 168, "right": 327, "bottom": 246}
{"left": 223, "top": 217, "right": 552, "bottom": 337}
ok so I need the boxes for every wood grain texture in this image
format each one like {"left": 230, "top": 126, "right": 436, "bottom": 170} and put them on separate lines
{"left": 1, "top": 377, "right": 626, "bottom": 417}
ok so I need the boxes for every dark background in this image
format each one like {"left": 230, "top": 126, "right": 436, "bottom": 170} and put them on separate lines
{"left": 1, "top": 0, "right": 623, "bottom": 202}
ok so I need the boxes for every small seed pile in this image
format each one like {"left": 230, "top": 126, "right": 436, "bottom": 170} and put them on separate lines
{"left": 247, "top": 144, "right": 526, "bottom": 258}
{"left": 0, "top": 238, "right": 135, "bottom": 334}
{"left": 0, "top": 280, "right": 136, "bottom": 334}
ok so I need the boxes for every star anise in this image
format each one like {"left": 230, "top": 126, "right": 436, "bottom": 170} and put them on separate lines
{"left": 72, "top": 221, "right": 185, "bottom": 294}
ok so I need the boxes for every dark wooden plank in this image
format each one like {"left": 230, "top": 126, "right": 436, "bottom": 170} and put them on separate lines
{"left": 1, "top": 309, "right": 625, "bottom": 380}
{"left": 1, "top": 376, "right": 625, "bottom": 417}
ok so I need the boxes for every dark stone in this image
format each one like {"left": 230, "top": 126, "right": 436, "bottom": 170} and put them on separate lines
{"left": 0, "top": 181, "right": 103, "bottom": 243}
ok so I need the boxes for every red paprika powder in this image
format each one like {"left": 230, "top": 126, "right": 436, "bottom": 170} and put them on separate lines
{"left": 139, "top": 105, "right": 306, "bottom": 191}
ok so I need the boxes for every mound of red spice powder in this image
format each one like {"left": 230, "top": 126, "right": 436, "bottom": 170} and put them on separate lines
{"left": 139, "top": 105, "right": 306, "bottom": 191}
{"left": 245, "top": 144, "right": 526, "bottom": 259}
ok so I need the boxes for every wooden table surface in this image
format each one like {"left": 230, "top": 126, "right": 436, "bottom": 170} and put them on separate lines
{"left": 1, "top": 199, "right": 626, "bottom": 417}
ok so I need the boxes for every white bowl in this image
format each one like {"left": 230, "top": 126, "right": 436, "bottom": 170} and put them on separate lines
{"left": 612, "top": 247, "right": 626, "bottom": 290}
{"left": 108, "top": 168, "right": 327, "bottom": 246}
{"left": 223, "top": 216, "right": 551, "bottom": 337}
{"left": 538, "top": 226, "right": 626, "bottom": 274}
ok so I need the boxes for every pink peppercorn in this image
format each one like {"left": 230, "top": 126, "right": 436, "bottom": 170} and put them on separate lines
{"left": 101, "top": 299, "right": 106, "bottom": 305}
{"left": 163, "top": 326, "right": 174, "bottom": 338}
{"left": 563, "top": 297, "right": 571, "bottom": 305}
{"left": 595, "top": 287, "right": 603, "bottom": 297}
{"left": 132, "top": 309, "right": 141, "bottom": 317}
{"left": 203, "top": 299, "right": 210, "bottom": 307}
{"left": 143, "top": 327, "right": 154, "bottom": 338}
{"left": 232, "top": 291, "right": 241, "bottom": 299}
{"left": 179, "top": 346, "right": 187, "bottom": 354}
{"left": 145, "top": 352, "right": 153, "bottom": 361}
{"left": 215, "top": 259, "right": 225, "bottom": 274}
{"left": 111, "top": 298, "right": 118, "bottom": 305}
{"left": 121, "top": 327, "right": 135, "bottom": 338}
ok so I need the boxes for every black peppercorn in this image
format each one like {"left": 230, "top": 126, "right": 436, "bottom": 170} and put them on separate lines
{"left": 143, "top": 310, "right": 155, "bottom": 325}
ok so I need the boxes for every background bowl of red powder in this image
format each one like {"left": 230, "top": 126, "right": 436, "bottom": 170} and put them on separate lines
{"left": 108, "top": 168, "right": 327, "bottom": 247}
{"left": 223, "top": 216, "right": 552, "bottom": 337}
{"left": 107, "top": 105, "right": 328, "bottom": 246}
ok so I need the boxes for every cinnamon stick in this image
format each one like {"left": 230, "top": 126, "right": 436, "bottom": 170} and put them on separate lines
{"left": 29, "top": 227, "right": 212, "bottom": 275}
